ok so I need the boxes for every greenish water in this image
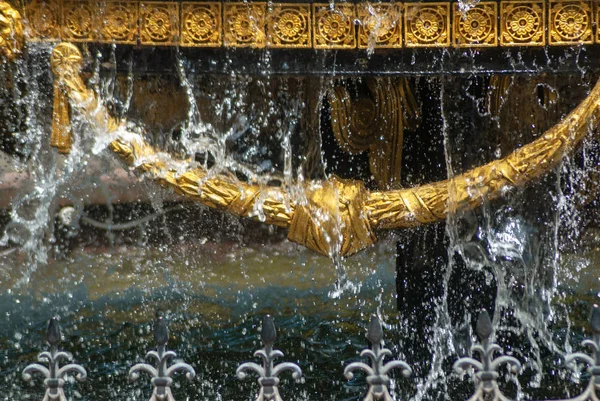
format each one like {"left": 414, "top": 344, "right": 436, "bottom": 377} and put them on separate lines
{"left": 0, "top": 241, "right": 403, "bottom": 401}
{"left": 0, "top": 237, "right": 599, "bottom": 401}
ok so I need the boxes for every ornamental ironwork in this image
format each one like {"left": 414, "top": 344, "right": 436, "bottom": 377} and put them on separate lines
{"left": 344, "top": 314, "right": 412, "bottom": 401}
{"left": 236, "top": 315, "right": 303, "bottom": 401}
{"left": 268, "top": 4, "right": 311, "bottom": 48}
{"left": 100, "top": 1, "right": 139, "bottom": 44}
{"left": 140, "top": 2, "right": 180, "bottom": 45}
{"left": 453, "top": 2, "right": 498, "bottom": 47}
{"left": 453, "top": 311, "right": 521, "bottom": 401}
{"left": 181, "top": 2, "right": 222, "bottom": 46}
{"left": 562, "top": 306, "right": 600, "bottom": 401}
{"left": 404, "top": 2, "right": 450, "bottom": 47}
{"left": 549, "top": 0, "right": 592, "bottom": 45}
{"left": 313, "top": 3, "right": 356, "bottom": 49}
{"left": 357, "top": 3, "right": 402, "bottom": 49}
{"left": 22, "top": 317, "right": 88, "bottom": 401}
{"left": 128, "top": 313, "right": 196, "bottom": 401}
{"left": 13, "top": 307, "right": 600, "bottom": 400}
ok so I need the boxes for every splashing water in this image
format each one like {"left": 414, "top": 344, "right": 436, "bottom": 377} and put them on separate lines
{"left": 0, "top": 31, "right": 599, "bottom": 401}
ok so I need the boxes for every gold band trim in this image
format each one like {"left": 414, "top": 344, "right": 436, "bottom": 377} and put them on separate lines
{"left": 19, "top": 0, "right": 600, "bottom": 48}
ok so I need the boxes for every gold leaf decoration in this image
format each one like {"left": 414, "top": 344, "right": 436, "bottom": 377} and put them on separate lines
{"left": 224, "top": 2, "right": 266, "bottom": 48}
{"left": 25, "top": 0, "right": 61, "bottom": 41}
{"left": 404, "top": 2, "right": 450, "bottom": 47}
{"left": 13, "top": 1, "right": 600, "bottom": 49}
{"left": 597, "top": 2, "right": 600, "bottom": 44}
{"left": 500, "top": 1, "right": 545, "bottom": 46}
{"left": 267, "top": 4, "right": 311, "bottom": 48}
{"left": 100, "top": 2, "right": 138, "bottom": 44}
{"left": 0, "top": 1, "right": 24, "bottom": 60}
{"left": 62, "top": 0, "right": 96, "bottom": 41}
{"left": 140, "top": 1, "right": 179, "bottom": 45}
{"left": 53, "top": 41, "right": 600, "bottom": 255}
{"left": 357, "top": 3, "right": 402, "bottom": 49}
{"left": 181, "top": 2, "right": 221, "bottom": 47}
{"left": 454, "top": 2, "right": 498, "bottom": 47}
{"left": 313, "top": 3, "right": 356, "bottom": 49}
{"left": 549, "top": 0, "right": 592, "bottom": 45}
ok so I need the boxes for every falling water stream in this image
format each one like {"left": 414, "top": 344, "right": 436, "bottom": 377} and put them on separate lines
{"left": 1, "top": 4, "right": 600, "bottom": 400}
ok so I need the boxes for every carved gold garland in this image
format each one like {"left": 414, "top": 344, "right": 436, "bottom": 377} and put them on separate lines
{"left": 0, "top": 1, "right": 23, "bottom": 59}
{"left": 45, "top": 41, "right": 600, "bottom": 257}
{"left": 1, "top": 2, "right": 599, "bottom": 256}
{"left": 0, "top": 0, "right": 598, "bottom": 49}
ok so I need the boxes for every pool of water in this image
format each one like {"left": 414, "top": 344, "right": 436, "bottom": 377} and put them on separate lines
{"left": 0, "top": 235, "right": 598, "bottom": 401}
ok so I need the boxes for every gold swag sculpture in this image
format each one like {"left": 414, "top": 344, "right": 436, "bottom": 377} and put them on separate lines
{"left": 42, "top": 42, "right": 600, "bottom": 256}
{"left": 0, "top": 1, "right": 22, "bottom": 61}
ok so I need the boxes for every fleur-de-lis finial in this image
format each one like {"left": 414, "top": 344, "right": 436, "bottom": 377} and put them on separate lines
{"left": 453, "top": 310, "right": 521, "bottom": 401}
{"left": 563, "top": 305, "right": 600, "bottom": 400}
{"left": 344, "top": 315, "right": 412, "bottom": 401}
{"left": 129, "top": 313, "right": 196, "bottom": 401}
{"left": 22, "top": 317, "right": 87, "bottom": 401}
{"left": 236, "top": 315, "right": 303, "bottom": 401}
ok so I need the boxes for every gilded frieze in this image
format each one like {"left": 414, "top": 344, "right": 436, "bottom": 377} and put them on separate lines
{"left": 267, "top": 4, "right": 311, "bottom": 48}
{"left": 548, "top": 0, "right": 592, "bottom": 45}
{"left": 500, "top": 1, "right": 545, "bottom": 46}
{"left": 100, "top": 2, "right": 138, "bottom": 44}
{"left": 453, "top": 2, "right": 497, "bottom": 47}
{"left": 25, "top": 0, "right": 61, "bottom": 41}
{"left": 313, "top": 3, "right": 356, "bottom": 49}
{"left": 357, "top": 3, "right": 402, "bottom": 49}
{"left": 140, "top": 1, "right": 179, "bottom": 45}
{"left": 15, "top": 1, "right": 600, "bottom": 49}
{"left": 181, "top": 2, "right": 221, "bottom": 47}
{"left": 62, "top": 0, "right": 96, "bottom": 42}
{"left": 404, "top": 2, "right": 450, "bottom": 47}
{"left": 223, "top": 3, "right": 266, "bottom": 48}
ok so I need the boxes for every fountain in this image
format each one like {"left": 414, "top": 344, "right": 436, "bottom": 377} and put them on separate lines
{"left": 0, "top": 0, "right": 599, "bottom": 400}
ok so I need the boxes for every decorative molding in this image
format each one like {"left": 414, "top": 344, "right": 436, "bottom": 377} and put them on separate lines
{"left": 500, "top": 1, "right": 545, "bottom": 46}
{"left": 62, "top": 0, "right": 97, "bottom": 42}
{"left": 267, "top": 3, "right": 311, "bottom": 48}
{"left": 453, "top": 2, "right": 497, "bottom": 47}
{"left": 548, "top": 0, "right": 592, "bottom": 45}
{"left": 313, "top": 3, "right": 356, "bottom": 49}
{"left": 20, "top": 0, "right": 600, "bottom": 49}
{"left": 181, "top": 2, "right": 221, "bottom": 47}
{"left": 25, "top": 0, "right": 61, "bottom": 41}
{"left": 140, "top": 1, "right": 179, "bottom": 45}
{"left": 404, "top": 2, "right": 450, "bottom": 47}
{"left": 223, "top": 2, "right": 266, "bottom": 48}
{"left": 100, "top": 2, "right": 138, "bottom": 44}
{"left": 357, "top": 3, "right": 402, "bottom": 49}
